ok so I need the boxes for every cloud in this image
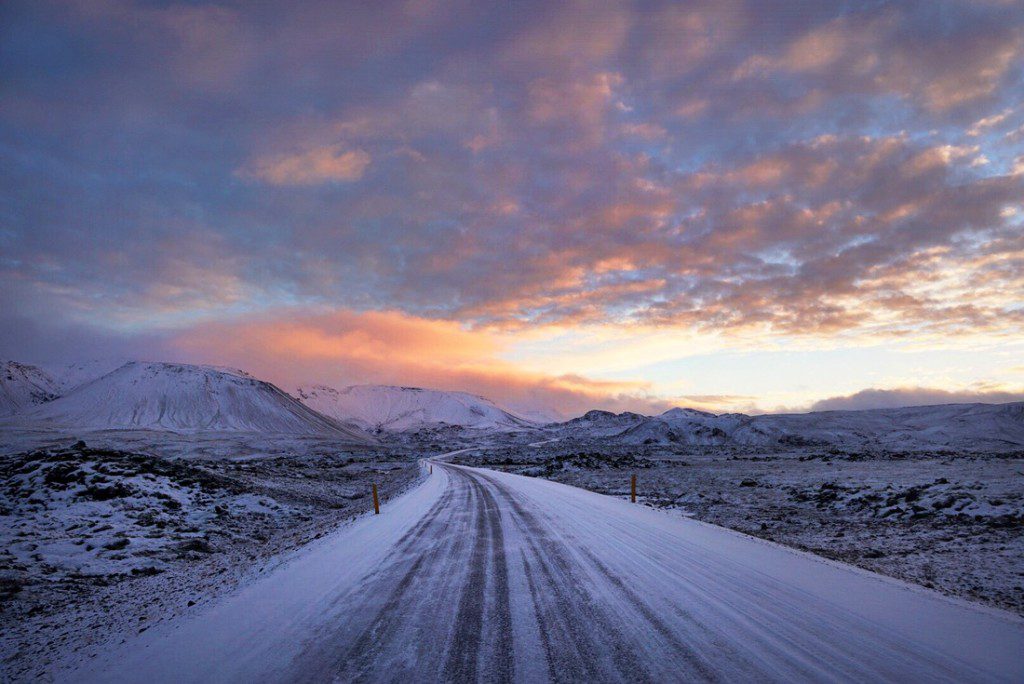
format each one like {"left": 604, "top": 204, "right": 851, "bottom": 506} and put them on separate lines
{"left": 810, "top": 387, "right": 1024, "bottom": 412}
{"left": 2, "top": 0, "right": 1024, "bottom": 414}
{"left": 730, "top": 6, "right": 1023, "bottom": 115}
{"left": 241, "top": 146, "right": 371, "bottom": 185}
{"left": 167, "top": 307, "right": 675, "bottom": 417}
{"left": 0, "top": 311, "right": 171, "bottom": 366}
{"left": 0, "top": 304, "right": 680, "bottom": 417}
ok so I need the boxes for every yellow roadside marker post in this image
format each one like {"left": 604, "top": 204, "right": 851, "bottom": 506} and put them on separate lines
{"left": 372, "top": 483, "right": 380, "bottom": 514}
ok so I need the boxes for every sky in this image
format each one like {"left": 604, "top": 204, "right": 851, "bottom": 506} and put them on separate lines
{"left": 1, "top": 0, "right": 1023, "bottom": 418}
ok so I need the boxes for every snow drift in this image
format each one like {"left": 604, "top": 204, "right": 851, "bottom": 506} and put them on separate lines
{"left": 14, "top": 362, "right": 372, "bottom": 440}
{"left": 296, "top": 384, "right": 537, "bottom": 432}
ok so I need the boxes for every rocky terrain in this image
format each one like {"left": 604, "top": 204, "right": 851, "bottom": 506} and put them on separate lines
{"left": 0, "top": 437, "right": 418, "bottom": 681}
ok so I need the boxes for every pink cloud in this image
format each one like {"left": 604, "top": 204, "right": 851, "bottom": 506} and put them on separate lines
{"left": 167, "top": 308, "right": 674, "bottom": 417}
{"left": 240, "top": 146, "right": 371, "bottom": 185}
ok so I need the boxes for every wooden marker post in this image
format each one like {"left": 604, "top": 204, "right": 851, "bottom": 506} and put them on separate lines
{"left": 631, "top": 474, "right": 637, "bottom": 503}
{"left": 372, "top": 483, "right": 380, "bottom": 515}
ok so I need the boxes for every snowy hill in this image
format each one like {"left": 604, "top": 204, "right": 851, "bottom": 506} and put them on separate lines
{"left": 14, "top": 362, "right": 372, "bottom": 440}
{"left": 556, "top": 410, "right": 648, "bottom": 437}
{"left": 551, "top": 402, "right": 1024, "bottom": 451}
{"left": 6, "top": 355, "right": 1020, "bottom": 450}
{"left": 44, "top": 359, "right": 128, "bottom": 394}
{"left": 0, "top": 360, "right": 59, "bottom": 416}
{"left": 735, "top": 402, "right": 1024, "bottom": 451}
{"left": 295, "top": 384, "right": 538, "bottom": 432}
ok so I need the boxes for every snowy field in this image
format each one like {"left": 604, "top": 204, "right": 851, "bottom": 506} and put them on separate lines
{"left": 0, "top": 430, "right": 417, "bottom": 682}
{"left": 2, "top": 427, "right": 1022, "bottom": 681}
{"left": 450, "top": 443, "right": 1024, "bottom": 616}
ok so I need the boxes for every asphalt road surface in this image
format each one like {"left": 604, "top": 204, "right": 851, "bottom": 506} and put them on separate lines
{"left": 80, "top": 460, "right": 1024, "bottom": 683}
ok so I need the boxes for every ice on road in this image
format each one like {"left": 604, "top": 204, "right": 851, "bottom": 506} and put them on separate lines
{"left": 81, "top": 461, "right": 1024, "bottom": 683}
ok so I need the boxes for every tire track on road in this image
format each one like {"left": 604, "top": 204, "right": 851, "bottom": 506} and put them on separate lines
{"left": 475, "top": 477, "right": 514, "bottom": 682}
{"left": 475, "top": 468, "right": 854, "bottom": 682}
{"left": 428, "top": 468, "right": 516, "bottom": 682}
{"left": 292, "top": 469, "right": 472, "bottom": 681}
{"left": 441, "top": 473, "right": 491, "bottom": 681}
{"left": 467, "top": 467, "right": 655, "bottom": 683}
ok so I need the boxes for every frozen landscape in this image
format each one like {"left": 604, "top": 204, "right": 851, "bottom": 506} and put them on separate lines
{"left": 7, "top": 0, "right": 1024, "bottom": 680}
{"left": 1, "top": 359, "right": 1023, "bottom": 681}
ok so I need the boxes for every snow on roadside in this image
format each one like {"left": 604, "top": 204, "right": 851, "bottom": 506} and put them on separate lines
{"left": 0, "top": 443, "right": 295, "bottom": 579}
{"left": 0, "top": 439, "right": 419, "bottom": 682}
{"left": 451, "top": 444, "right": 1024, "bottom": 615}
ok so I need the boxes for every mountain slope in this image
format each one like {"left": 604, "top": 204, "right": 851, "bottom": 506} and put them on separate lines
{"left": 44, "top": 359, "right": 128, "bottom": 395}
{"left": 296, "top": 384, "right": 537, "bottom": 432}
{"left": 553, "top": 402, "right": 1024, "bottom": 451}
{"left": 736, "top": 402, "right": 1024, "bottom": 450}
{"left": 17, "top": 362, "right": 371, "bottom": 440}
{"left": 555, "top": 410, "right": 648, "bottom": 438}
{"left": 0, "top": 361, "right": 59, "bottom": 416}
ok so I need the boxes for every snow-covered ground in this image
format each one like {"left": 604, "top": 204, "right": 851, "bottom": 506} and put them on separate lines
{"left": 0, "top": 435, "right": 417, "bottom": 681}
{"left": 2, "top": 426, "right": 1023, "bottom": 680}
{"left": 453, "top": 445, "right": 1024, "bottom": 615}
{"left": 72, "top": 461, "right": 1024, "bottom": 682}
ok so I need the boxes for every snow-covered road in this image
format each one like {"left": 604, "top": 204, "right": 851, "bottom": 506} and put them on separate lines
{"left": 80, "top": 461, "right": 1024, "bottom": 683}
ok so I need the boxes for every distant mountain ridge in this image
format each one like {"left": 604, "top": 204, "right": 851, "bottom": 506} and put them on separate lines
{"left": 552, "top": 402, "right": 1024, "bottom": 451}
{"left": 5, "top": 361, "right": 371, "bottom": 441}
{"left": 2, "top": 358, "right": 1022, "bottom": 450}
{"left": 295, "top": 384, "right": 538, "bottom": 432}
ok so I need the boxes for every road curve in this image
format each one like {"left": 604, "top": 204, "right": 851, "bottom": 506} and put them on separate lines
{"left": 79, "top": 461, "right": 1024, "bottom": 683}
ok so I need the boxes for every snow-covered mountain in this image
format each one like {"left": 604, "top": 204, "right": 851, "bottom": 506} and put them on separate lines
{"left": 506, "top": 406, "right": 566, "bottom": 425}
{"left": 44, "top": 359, "right": 128, "bottom": 395}
{"left": 5, "top": 356, "right": 1021, "bottom": 450}
{"left": 295, "top": 384, "right": 538, "bottom": 432}
{"left": 0, "top": 360, "right": 59, "bottom": 416}
{"left": 551, "top": 402, "right": 1024, "bottom": 451}
{"left": 14, "top": 362, "right": 371, "bottom": 440}
{"left": 733, "top": 402, "right": 1024, "bottom": 451}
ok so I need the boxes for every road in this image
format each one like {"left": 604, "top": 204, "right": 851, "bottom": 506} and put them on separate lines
{"left": 81, "top": 460, "right": 1024, "bottom": 683}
